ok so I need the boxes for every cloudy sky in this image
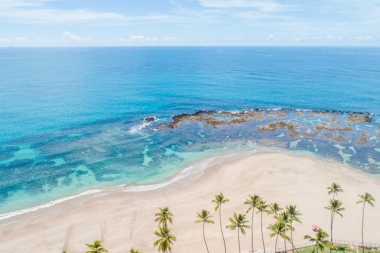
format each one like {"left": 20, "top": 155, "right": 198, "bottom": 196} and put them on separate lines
{"left": 0, "top": 0, "right": 379, "bottom": 46}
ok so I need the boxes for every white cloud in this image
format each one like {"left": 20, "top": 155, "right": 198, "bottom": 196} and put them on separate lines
{"left": 268, "top": 34, "right": 275, "bottom": 41}
{"left": 290, "top": 35, "right": 376, "bottom": 44}
{"left": 162, "top": 36, "right": 179, "bottom": 43}
{"left": 119, "top": 35, "right": 152, "bottom": 43}
{"left": 4, "top": 9, "right": 125, "bottom": 24}
{"left": 0, "top": 0, "right": 43, "bottom": 9}
{"left": 16, "top": 37, "right": 29, "bottom": 41}
{"left": 0, "top": 0, "right": 127, "bottom": 24}
{"left": 0, "top": 38, "right": 12, "bottom": 43}
{"left": 130, "top": 35, "right": 146, "bottom": 41}
{"left": 354, "top": 36, "right": 373, "bottom": 41}
{"left": 62, "top": 31, "right": 90, "bottom": 42}
{"left": 233, "top": 11, "right": 291, "bottom": 20}
{"left": 198, "top": 0, "right": 289, "bottom": 11}
{"left": 292, "top": 37, "right": 323, "bottom": 42}
{"left": 224, "top": 37, "right": 244, "bottom": 42}
{"left": 0, "top": 0, "right": 184, "bottom": 25}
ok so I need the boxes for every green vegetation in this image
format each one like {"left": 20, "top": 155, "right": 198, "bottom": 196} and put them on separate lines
{"left": 327, "top": 183, "right": 343, "bottom": 200}
{"left": 325, "top": 199, "right": 345, "bottom": 248}
{"left": 299, "top": 244, "right": 354, "bottom": 253}
{"left": 269, "top": 202, "right": 283, "bottom": 216}
{"left": 155, "top": 207, "right": 174, "bottom": 228}
{"left": 85, "top": 240, "right": 108, "bottom": 253}
{"left": 226, "top": 213, "right": 251, "bottom": 253}
{"left": 245, "top": 194, "right": 262, "bottom": 253}
{"left": 130, "top": 248, "right": 142, "bottom": 253}
{"left": 267, "top": 221, "right": 290, "bottom": 253}
{"left": 212, "top": 192, "right": 229, "bottom": 253}
{"left": 357, "top": 192, "right": 376, "bottom": 253}
{"left": 257, "top": 199, "right": 270, "bottom": 253}
{"left": 195, "top": 209, "right": 215, "bottom": 253}
{"left": 298, "top": 244, "right": 380, "bottom": 253}
{"left": 276, "top": 211, "right": 294, "bottom": 252}
{"left": 304, "top": 228, "right": 331, "bottom": 253}
{"left": 76, "top": 182, "right": 375, "bottom": 253}
{"left": 153, "top": 226, "right": 177, "bottom": 252}
{"left": 287, "top": 205, "right": 302, "bottom": 253}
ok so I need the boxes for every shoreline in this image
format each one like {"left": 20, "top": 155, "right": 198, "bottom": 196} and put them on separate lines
{"left": 1, "top": 150, "right": 379, "bottom": 253}
{"left": 0, "top": 147, "right": 322, "bottom": 222}
{"left": 0, "top": 147, "right": 377, "bottom": 221}
{"left": 0, "top": 147, "right": 255, "bottom": 222}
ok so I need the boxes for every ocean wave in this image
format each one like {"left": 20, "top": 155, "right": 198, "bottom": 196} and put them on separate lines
{"left": 0, "top": 189, "right": 102, "bottom": 221}
{"left": 128, "top": 122, "right": 151, "bottom": 134}
{"left": 121, "top": 158, "right": 214, "bottom": 192}
{"left": 128, "top": 117, "right": 158, "bottom": 134}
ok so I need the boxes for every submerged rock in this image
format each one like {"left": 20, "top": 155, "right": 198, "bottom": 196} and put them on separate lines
{"left": 346, "top": 114, "right": 372, "bottom": 124}
{"left": 145, "top": 117, "right": 157, "bottom": 122}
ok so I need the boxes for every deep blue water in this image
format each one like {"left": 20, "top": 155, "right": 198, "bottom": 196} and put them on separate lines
{"left": 1, "top": 47, "right": 380, "bottom": 142}
{"left": 0, "top": 47, "right": 380, "bottom": 216}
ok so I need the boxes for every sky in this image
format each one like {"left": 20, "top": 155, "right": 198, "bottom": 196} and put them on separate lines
{"left": 0, "top": 0, "right": 379, "bottom": 46}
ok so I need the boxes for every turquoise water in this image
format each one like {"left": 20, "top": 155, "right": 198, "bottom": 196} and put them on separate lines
{"left": 0, "top": 47, "right": 380, "bottom": 216}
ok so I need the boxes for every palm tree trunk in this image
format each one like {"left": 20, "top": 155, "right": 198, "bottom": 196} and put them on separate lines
{"left": 219, "top": 207, "right": 227, "bottom": 253}
{"left": 251, "top": 208, "right": 254, "bottom": 253}
{"left": 287, "top": 239, "right": 300, "bottom": 253}
{"left": 291, "top": 221, "right": 294, "bottom": 253}
{"left": 261, "top": 212, "right": 266, "bottom": 253}
{"left": 275, "top": 234, "right": 278, "bottom": 253}
{"left": 203, "top": 223, "right": 210, "bottom": 253}
{"left": 361, "top": 203, "right": 365, "bottom": 253}
{"left": 332, "top": 212, "right": 335, "bottom": 245}
{"left": 284, "top": 236, "right": 287, "bottom": 253}
{"left": 330, "top": 212, "right": 333, "bottom": 253}
{"left": 238, "top": 228, "right": 241, "bottom": 253}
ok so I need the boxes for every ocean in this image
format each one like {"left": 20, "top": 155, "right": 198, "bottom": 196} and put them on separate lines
{"left": 0, "top": 47, "right": 380, "bottom": 217}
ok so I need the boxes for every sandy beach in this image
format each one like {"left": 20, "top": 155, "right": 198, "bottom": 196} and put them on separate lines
{"left": 1, "top": 151, "right": 379, "bottom": 253}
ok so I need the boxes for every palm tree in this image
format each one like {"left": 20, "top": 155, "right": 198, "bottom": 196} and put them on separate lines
{"left": 154, "top": 226, "right": 177, "bottom": 253}
{"left": 267, "top": 221, "right": 290, "bottom": 253}
{"left": 85, "top": 240, "right": 108, "bottom": 253}
{"left": 357, "top": 192, "right": 375, "bottom": 253}
{"left": 245, "top": 194, "right": 262, "bottom": 253}
{"left": 334, "top": 245, "right": 349, "bottom": 253}
{"left": 195, "top": 209, "right": 215, "bottom": 253}
{"left": 276, "top": 211, "right": 293, "bottom": 253}
{"left": 324, "top": 199, "right": 345, "bottom": 248}
{"left": 269, "top": 202, "right": 283, "bottom": 217}
{"left": 226, "top": 213, "right": 251, "bottom": 253}
{"left": 287, "top": 205, "right": 302, "bottom": 253}
{"left": 155, "top": 207, "right": 174, "bottom": 228}
{"left": 130, "top": 248, "right": 142, "bottom": 253}
{"left": 327, "top": 183, "right": 343, "bottom": 200}
{"left": 304, "top": 228, "right": 331, "bottom": 253}
{"left": 212, "top": 192, "right": 229, "bottom": 253}
{"left": 256, "top": 200, "right": 269, "bottom": 253}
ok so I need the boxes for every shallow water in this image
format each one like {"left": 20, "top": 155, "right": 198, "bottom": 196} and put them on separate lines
{"left": 0, "top": 47, "right": 380, "bottom": 216}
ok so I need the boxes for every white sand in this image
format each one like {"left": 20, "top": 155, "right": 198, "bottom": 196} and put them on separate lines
{"left": 1, "top": 151, "right": 379, "bottom": 253}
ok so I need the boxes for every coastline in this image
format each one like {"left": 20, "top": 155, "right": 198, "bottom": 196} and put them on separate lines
{"left": 1, "top": 150, "right": 379, "bottom": 253}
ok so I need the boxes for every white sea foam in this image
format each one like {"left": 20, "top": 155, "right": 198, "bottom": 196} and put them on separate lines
{"left": 122, "top": 158, "right": 214, "bottom": 192}
{"left": 128, "top": 117, "right": 159, "bottom": 134}
{"left": 0, "top": 189, "right": 102, "bottom": 221}
{"left": 128, "top": 122, "right": 151, "bottom": 134}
